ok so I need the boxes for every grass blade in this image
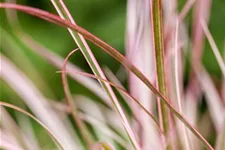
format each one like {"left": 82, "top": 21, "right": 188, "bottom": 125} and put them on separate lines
{"left": 150, "top": 1, "right": 170, "bottom": 147}
{"left": 201, "top": 19, "right": 225, "bottom": 78}
{"left": 20, "top": 33, "right": 112, "bottom": 107}
{"left": 62, "top": 49, "right": 94, "bottom": 147}
{"left": 50, "top": 1, "right": 140, "bottom": 148}
{"left": 74, "top": 97, "right": 128, "bottom": 147}
{"left": 125, "top": 0, "right": 160, "bottom": 148}
{"left": 57, "top": 69, "right": 162, "bottom": 133}
{"left": 174, "top": 20, "right": 191, "bottom": 150}
{"left": 0, "top": 3, "right": 214, "bottom": 149}
{"left": 16, "top": 114, "right": 40, "bottom": 150}
{"left": 215, "top": 119, "right": 225, "bottom": 150}
{"left": 0, "top": 102, "right": 64, "bottom": 149}
{"left": 197, "top": 68, "right": 225, "bottom": 131}
{"left": 1, "top": 54, "right": 80, "bottom": 150}
{"left": 91, "top": 142, "right": 115, "bottom": 150}
{"left": 3, "top": 0, "right": 112, "bottom": 108}
{"left": 0, "top": 131, "right": 23, "bottom": 150}
{"left": 0, "top": 107, "right": 29, "bottom": 149}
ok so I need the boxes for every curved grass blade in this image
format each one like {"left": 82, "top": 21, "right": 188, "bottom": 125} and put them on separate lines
{"left": 19, "top": 33, "right": 112, "bottom": 107}
{"left": 0, "top": 102, "right": 64, "bottom": 150}
{"left": 0, "top": 3, "right": 214, "bottom": 149}
{"left": 1, "top": 107, "right": 29, "bottom": 149}
{"left": 50, "top": 1, "right": 140, "bottom": 148}
{"left": 1, "top": 54, "right": 80, "bottom": 150}
{"left": 57, "top": 70, "right": 162, "bottom": 133}
{"left": 62, "top": 50, "right": 160, "bottom": 131}
{"left": 61, "top": 49, "right": 94, "bottom": 147}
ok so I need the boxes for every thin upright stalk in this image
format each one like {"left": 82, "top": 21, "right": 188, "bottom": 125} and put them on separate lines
{"left": 0, "top": 3, "right": 214, "bottom": 149}
{"left": 150, "top": 0, "right": 170, "bottom": 142}
{"left": 62, "top": 49, "right": 94, "bottom": 147}
{"left": 174, "top": 20, "right": 191, "bottom": 150}
{"left": 50, "top": 0, "right": 140, "bottom": 149}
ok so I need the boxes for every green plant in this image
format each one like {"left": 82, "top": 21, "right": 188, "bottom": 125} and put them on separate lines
{"left": 0, "top": 0, "right": 224, "bottom": 150}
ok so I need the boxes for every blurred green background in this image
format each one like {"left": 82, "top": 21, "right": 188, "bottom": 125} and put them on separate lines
{"left": 0, "top": 0, "right": 225, "bottom": 149}
{"left": 1, "top": 0, "right": 225, "bottom": 98}
{"left": 0, "top": 0, "right": 127, "bottom": 100}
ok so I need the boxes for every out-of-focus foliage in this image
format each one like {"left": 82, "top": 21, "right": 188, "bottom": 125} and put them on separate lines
{"left": 0, "top": 0, "right": 224, "bottom": 149}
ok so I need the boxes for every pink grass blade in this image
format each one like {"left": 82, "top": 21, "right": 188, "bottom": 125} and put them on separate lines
{"left": 125, "top": 0, "right": 159, "bottom": 148}
{"left": 0, "top": 102, "right": 64, "bottom": 149}
{"left": 174, "top": 20, "right": 191, "bottom": 150}
{"left": 73, "top": 97, "right": 128, "bottom": 147}
{"left": 52, "top": 97, "right": 127, "bottom": 142}
{"left": 90, "top": 142, "right": 115, "bottom": 150}
{"left": 50, "top": 1, "right": 140, "bottom": 148}
{"left": 185, "top": 0, "right": 212, "bottom": 147}
{"left": 3, "top": 0, "right": 112, "bottom": 108}
{"left": 178, "top": 0, "right": 196, "bottom": 21}
{"left": 215, "top": 119, "right": 225, "bottom": 150}
{"left": 184, "top": 87, "right": 201, "bottom": 149}
{"left": 197, "top": 68, "right": 225, "bottom": 132}
{"left": 62, "top": 49, "right": 94, "bottom": 147}
{"left": 104, "top": 67, "right": 140, "bottom": 119}
{"left": 0, "top": 131, "right": 23, "bottom": 150}
{"left": 222, "top": 43, "right": 225, "bottom": 103}
{"left": 57, "top": 70, "right": 162, "bottom": 133}
{"left": 186, "top": 0, "right": 212, "bottom": 101}
{"left": 1, "top": 54, "right": 80, "bottom": 150}
{"left": 104, "top": 67, "right": 164, "bottom": 149}
{"left": 16, "top": 114, "right": 40, "bottom": 150}
{"left": 201, "top": 19, "right": 225, "bottom": 78}
{"left": 20, "top": 33, "right": 112, "bottom": 107}
{"left": 1, "top": 29, "right": 55, "bottom": 99}
{"left": 191, "top": 0, "right": 211, "bottom": 70}
{"left": 0, "top": 107, "right": 30, "bottom": 149}
{"left": 0, "top": 4, "right": 214, "bottom": 149}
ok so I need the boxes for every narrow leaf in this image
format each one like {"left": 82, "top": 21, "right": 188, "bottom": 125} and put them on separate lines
{"left": 0, "top": 3, "right": 214, "bottom": 149}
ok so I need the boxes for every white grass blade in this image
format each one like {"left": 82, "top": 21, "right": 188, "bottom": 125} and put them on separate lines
{"left": 1, "top": 28, "right": 55, "bottom": 98}
{"left": 1, "top": 54, "right": 80, "bottom": 150}
{"left": 19, "top": 33, "right": 112, "bottom": 108}
{"left": 0, "top": 107, "right": 28, "bottom": 149}
{"left": 74, "top": 95, "right": 127, "bottom": 139}
{"left": 223, "top": 45, "right": 225, "bottom": 103}
{"left": 215, "top": 119, "right": 225, "bottom": 150}
{"left": 0, "top": 130, "right": 23, "bottom": 150}
{"left": 174, "top": 20, "right": 191, "bottom": 150}
{"left": 3, "top": 0, "right": 112, "bottom": 108}
{"left": 58, "top": 95, "right": 129, "bottom": 148}
{"left": 178, "top": 0, "right": 196, "bottom": 21}
{"left": 184, "top": 92, "right": 200, "bottom": 150}
{"left": 201, "top": 19, "right": 225, "bottom": 78}
{"left": 126, "top": 0, "right": 160, "bottom": 149}
{"left": 197, "top": 68, "right": 225, "bottom": 131}
{"left": 51, "top": 1, "right": 140, "bottom": 149}
{"left": 16, "top": 113, "right": 40, "bottom": 150}
{"left": 0, "top": 102, "right": 64, "bottom": 149}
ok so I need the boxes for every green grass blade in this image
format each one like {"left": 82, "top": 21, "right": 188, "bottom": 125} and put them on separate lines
{"left": 50, "top": 1, "right": 140, "bottom": 149}
{"left": 0, "top": 3, "right": 214, "bottom": 150}
{"left": 150, "top": 0, "right": 170, "bottom": 139}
